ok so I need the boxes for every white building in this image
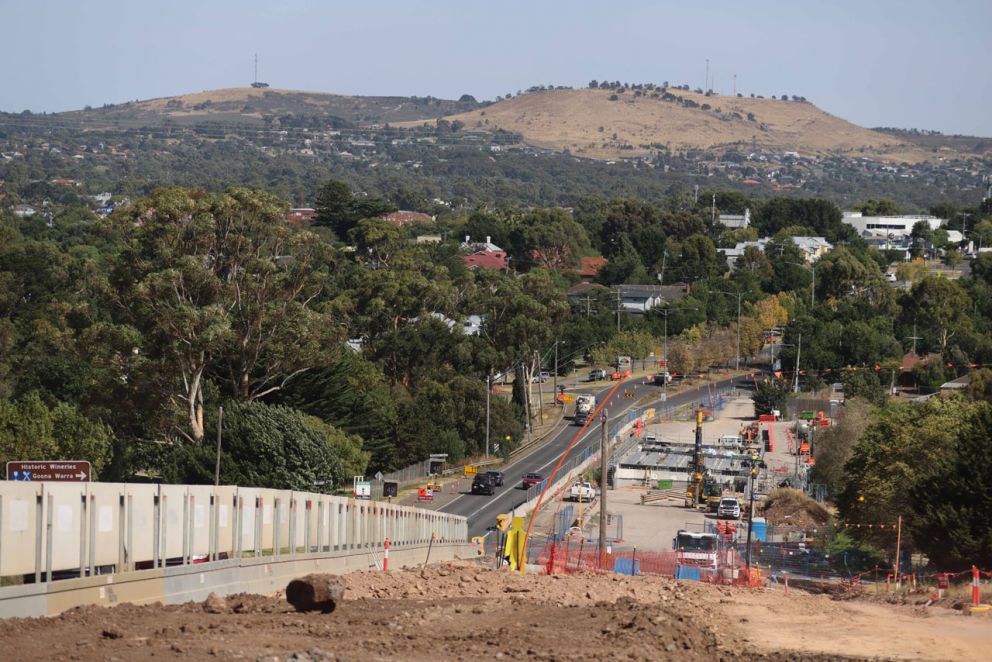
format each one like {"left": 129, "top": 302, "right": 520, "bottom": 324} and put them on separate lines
{"left": 842, "top": 212, "right": 945, "bottom": 241}
{"left": 718, "top": 208, "right": 751, "bottom": 229}
{"left": 722, "top": 236, "right": 832, "bottom": 269}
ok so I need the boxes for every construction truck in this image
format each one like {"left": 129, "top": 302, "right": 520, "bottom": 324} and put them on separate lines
{"left": 574, "top": 394, "right": 596, "bottom": 417}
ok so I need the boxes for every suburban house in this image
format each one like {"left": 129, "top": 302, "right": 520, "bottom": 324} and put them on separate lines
{"left": 566, "top": 281, "right": 608, "bottom": 305}
{"left": 722, "top": 236, "right": 833, "bottom": 269}
{"left": 382, "top": 210, "right": 435, "bottom": 225}
{"left": 718, "top": 208, "right": 751, "bottom": 229}
{"left": 13, "top": 204, "right": 36, "bottom": 218}
{"left": 619, "top": 282, "right": 691, "bottom": 313}
{"left": 463, "top": 250, "right": 510, "bottom": 271}
{"left": 284, "top": 207, "right": 316, "bottom": 225}
{"left": 461, "top": 235, "right": 510, "bottom": 271}
{"left": 576, "top": 256, "right": 608, "bottom": 282}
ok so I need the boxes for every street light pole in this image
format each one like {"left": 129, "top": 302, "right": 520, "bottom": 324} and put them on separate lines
{"left": 745, "top": 464, "right": 757, "bottom": 578}
{"left": 599, "top": 409, "right": 609, "bottom": 564}
{"left": 717, "top": 290, "right": 743, "bottom": 371}
{"left": 553, "top": 341, "right": 559, "bottom": 406}
{"left": 485, "top": 373, "right": 491, "bottom": 459}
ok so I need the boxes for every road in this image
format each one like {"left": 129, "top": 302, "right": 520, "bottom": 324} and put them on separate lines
{"left": 441, "top": 374, "right": 745, "bottom": 538}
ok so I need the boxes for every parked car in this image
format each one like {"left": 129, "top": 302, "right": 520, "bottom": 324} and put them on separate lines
{"left": 588, "top": 368, "right": 608, "bottom": 381}
{"left": 531, "top": 371, "right": 551, "bottom": 383}
{"left": 886, "top": 272, "right": 897, "bottom": 282}
{"left": 717, "top": 496, "right": 741, "bottom": 519}
{"left": 522, "top": 472, "right": 544, "bottom": 489}
{"left": 471, "top": 473, "right": 496, "bottom": 496}
{"left": 485, "top": 470, "right": 504, "bottom": 487}
{"left": 644, "top": 433, "right": 658, "bottom": 443}
{"left": 569, "top": 481, "right": 596, "bottom": 501}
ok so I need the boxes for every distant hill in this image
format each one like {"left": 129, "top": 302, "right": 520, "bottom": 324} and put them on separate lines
{"left": 424, "top": 87, "right": 961, "bottom": 163}
{"left": 872, "top": 127, "right": 992, "bottom": 155}
{"left": 57, "top": 87, "right": 486, "bottom": 128}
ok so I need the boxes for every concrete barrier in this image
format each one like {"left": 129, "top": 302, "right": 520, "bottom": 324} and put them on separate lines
{"left": 0, "top": 480, "right": 468, "bottom": 618}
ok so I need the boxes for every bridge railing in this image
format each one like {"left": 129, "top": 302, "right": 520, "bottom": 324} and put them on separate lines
{"left": 0, "top": 481, "right": 467, "bottom": 584}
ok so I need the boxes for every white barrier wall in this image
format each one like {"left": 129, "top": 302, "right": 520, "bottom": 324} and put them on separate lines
{"left": 0, "top": 482, "right": 467, "bottom": 582}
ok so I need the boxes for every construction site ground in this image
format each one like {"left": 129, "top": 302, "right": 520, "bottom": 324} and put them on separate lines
{"left": 4, "top": 562, "right": 990, "bottom": 661}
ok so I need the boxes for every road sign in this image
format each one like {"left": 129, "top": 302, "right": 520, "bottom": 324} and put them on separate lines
{"left": 463, "top": 465, "right": 478, "bottom": 477}
{"left": 6, "top": 460, "right": 91, "bottom": 482}
{"left": 374, "top": 471, "right": 384, "bottom": 481}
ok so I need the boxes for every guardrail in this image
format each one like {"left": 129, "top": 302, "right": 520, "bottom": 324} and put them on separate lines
{"left": 0, "top": 481, "right": 467, "bottom": 584}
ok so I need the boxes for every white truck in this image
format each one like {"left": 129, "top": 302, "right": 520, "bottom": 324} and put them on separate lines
{"left": 569, "top": 481, "right": 597, "bottom": 501}
{"left": 574, "top": 394, "right": 596, "bottom": 417}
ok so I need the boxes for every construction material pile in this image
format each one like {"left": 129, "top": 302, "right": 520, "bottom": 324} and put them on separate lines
{"left": 760, "top": 487, "right": 831, "bottom": 527}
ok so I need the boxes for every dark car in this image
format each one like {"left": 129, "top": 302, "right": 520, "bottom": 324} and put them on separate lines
{"left": 486, "top": 470, "right": 505, "bottom": 487}
{"left": 472, "top": 473, "right": 496, "bottom": 496}
{"left": 522, "top": 472, "right": 544, "bottom": 489}
{"left": 573, "top": 412, "right": 589, "bottom": 426}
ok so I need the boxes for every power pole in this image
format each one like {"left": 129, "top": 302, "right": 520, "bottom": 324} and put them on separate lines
{"left": 535, "top": 350, "right": 545, "bottom": 423}
{"left": 733, "top": 73, "right": 737, "bottom": 96}
{"left": 745, "top": 464, "right": 756, "bottom": 577}
{"left": 522, "top": 362, "right": 533, "bottom": 434}
{"left": 711, "top": 193, "right": 717, "bottom": 226}
{"left": 485, "top": 373, "right": 491, "bottom": 458}
{"left": 616, "top": 288, "right": 622, "bottom": 332}
{"left": 705, "top": 58, "right": 709, "bottom": 92}
{"left": 553, "top": 342, "right": 559, "bottom": 407}
{"left": 599, "top": 409, "right": 609, "bottom": 562}
{"left": 907, "top": 323, "right": 922, "bottom": 356}
{"left": 214, "top": 406, "right": 224, "bottom": 486}
{"left": 793, "top": 332, "right": 802, "bottom": 394}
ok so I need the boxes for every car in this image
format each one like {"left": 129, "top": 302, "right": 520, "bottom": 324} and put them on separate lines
{"left": 717, "top": 496, "right": 742, "bottom": 519}
{"left": 531, "top": 371, "right": 551, "bottom": 383}
{"left": 471, "top": 473, "right": 496, "bottom": 496}
{"left": 588, "top": 368, "right": 608, "bottom": 381}
{"left": 644, "top": 433, "right": 658, "bottom": 443}
{"left": 573, "top": 412, "right": 589, "bottom": 426}
{"left": 485, "top": 470, "right": 504, "bottom": 487}
{"left": 886, "top": 272, "right": 897, "bottom": 282}
{"left": 652, "top": 372, "right": 671, "bottom": 385}
{"left": 522, "top": 472, "right": 544, "bottom": 489}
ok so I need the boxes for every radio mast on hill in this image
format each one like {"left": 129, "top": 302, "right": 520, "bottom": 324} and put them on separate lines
{"left": 251, "top": 53, "right": 269, "bottom": 89}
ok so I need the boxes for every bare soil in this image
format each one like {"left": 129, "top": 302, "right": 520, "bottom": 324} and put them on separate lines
{"left": 2, "top": 562, "right": 989, "bottom": 661}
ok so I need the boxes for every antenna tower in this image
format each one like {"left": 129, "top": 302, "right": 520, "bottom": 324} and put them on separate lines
{"left": 251, "top": 53, "right": 269, "bottom": 89}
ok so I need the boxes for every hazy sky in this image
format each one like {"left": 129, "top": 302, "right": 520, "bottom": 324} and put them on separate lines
{"left": 2, "top": 0, "right": 990, "bottom": 135}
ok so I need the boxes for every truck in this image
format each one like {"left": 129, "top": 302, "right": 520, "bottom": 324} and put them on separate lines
{"left": 574, "top": 394, "right": 596, "bottom": 417}
{"left": 569, "top": 481, "right": 596, "bottom": 502}
{"left": 673, "top": 530, "right": 719, "bottom": 569}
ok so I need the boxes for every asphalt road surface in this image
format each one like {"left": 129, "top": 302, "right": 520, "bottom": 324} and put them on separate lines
{"left": 441, "top": 374, "right": 745, "bottom": 538}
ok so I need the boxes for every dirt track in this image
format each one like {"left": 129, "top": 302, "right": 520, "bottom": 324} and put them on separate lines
{"left": 2, "top": 562, "right": 989, "bottom": 661}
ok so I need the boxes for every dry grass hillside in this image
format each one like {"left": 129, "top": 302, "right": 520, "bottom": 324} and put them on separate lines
{"left": 62, "top": 87, "right": 484, "bottom": 126}
{"left": 437, "top": 88, "right": 932, "bottom": 162}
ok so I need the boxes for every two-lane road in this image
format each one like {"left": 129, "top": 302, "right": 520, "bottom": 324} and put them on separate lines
{"left": 442, "top": 374, "right": 745, "bottom": 538}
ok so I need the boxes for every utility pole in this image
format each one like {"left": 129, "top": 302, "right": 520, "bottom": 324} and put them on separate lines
{"left": 536, "top": 350, "right": 545, "bottom": 423}
{"left": 907, "top": 323, "right": 922, "bottom": 356}
{"left": 793, "top": 332, "right": 802, "bottom": 394}
{"left": 711, "top": 193, "right": 717, "bottom": 226}
{"left": 599, "top": 409, "right": 609, "bottom": 562}
{"left": 522, "top": 362, "right": 533, "bottom": 434}
{"left": 745, "top": 464, "right": 757, "bottom": 578}
{"left": 894, "top": 515, "right": 903, "bottom": 587}
{"left": 214, "top": 406, "right": 224, "bottom": 486}
{"left": 615, "top": 288, "right": 622, "bottom": 332}
{"left": 733, "top": 73, "right": 737, "bottom": 97}
{"left": 485, "top": 373, "right": 491, "bottom": 459}
{"left": 705, "top": 58, "right": 709, "bottom": 92}
{"left": 553, "top": 341, "right": 559, "bottom": 407}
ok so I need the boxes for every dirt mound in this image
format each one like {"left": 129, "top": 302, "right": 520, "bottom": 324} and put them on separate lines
{"left": 2, "top": 563, "right": 989, "bottom": 660}
{"left": 761, "top": 488, "right": 831, "bottom": 527}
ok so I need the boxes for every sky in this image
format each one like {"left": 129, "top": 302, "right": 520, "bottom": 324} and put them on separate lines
{"left": 2, "top": 0, "right": 990, "bottom": 135}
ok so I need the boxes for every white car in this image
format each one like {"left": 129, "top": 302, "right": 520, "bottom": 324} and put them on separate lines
{"left": 717, "top": 497, "right": 741, "bottom": 519}
{"left": 886, "top": 272, "right": 897, "bottom": 282}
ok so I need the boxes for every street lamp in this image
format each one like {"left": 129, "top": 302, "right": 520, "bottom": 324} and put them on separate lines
{"left": 654, "top": 306, "right": 697, "bottom": 401}
{"left": 745, "top": 463, "right": 758, "bottom": 579}
{"left": 715, "top": 290, "right": 743, "bottom": 371}
{"left": 785, "top": 261, "right": 815, "bottom": 308}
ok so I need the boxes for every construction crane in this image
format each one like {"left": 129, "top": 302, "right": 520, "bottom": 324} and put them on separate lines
{"left": 686, "top": 408, "right": 706, "bottom": 507}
